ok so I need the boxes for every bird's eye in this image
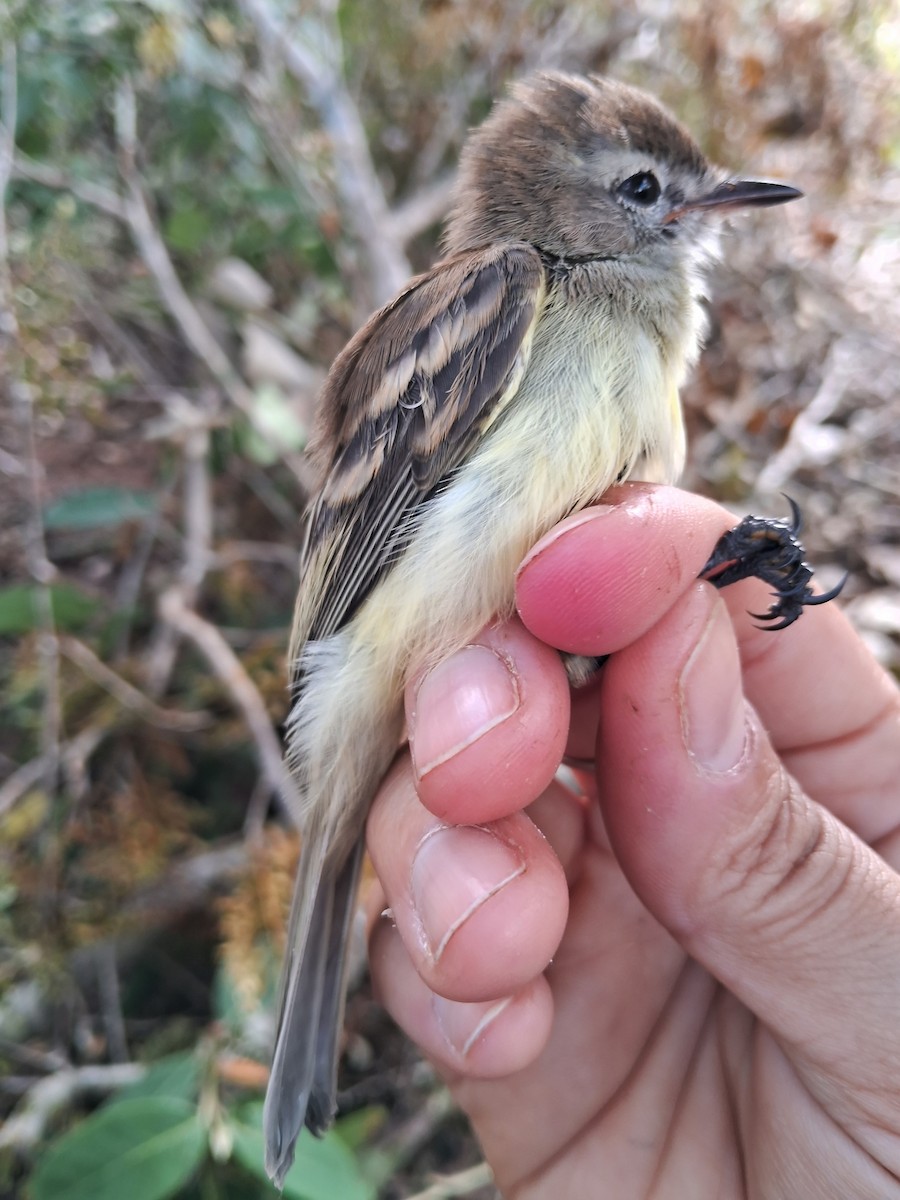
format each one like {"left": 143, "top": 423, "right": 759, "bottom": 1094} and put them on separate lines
{"left": 617, "top": 171, "right": 661, "bottom": 206}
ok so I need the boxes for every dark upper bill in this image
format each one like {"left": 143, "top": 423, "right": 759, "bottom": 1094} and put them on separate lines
{"left": 664, "top": 179, "right": 803, "bottom": 224}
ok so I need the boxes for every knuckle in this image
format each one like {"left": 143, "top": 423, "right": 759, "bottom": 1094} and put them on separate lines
{"left": 690, "top": 746, "right": 856, "bottom": 945}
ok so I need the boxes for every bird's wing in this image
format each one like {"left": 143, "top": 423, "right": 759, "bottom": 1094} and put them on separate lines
{"left": 290, "top": 242, "right": 545, "bottom": 664}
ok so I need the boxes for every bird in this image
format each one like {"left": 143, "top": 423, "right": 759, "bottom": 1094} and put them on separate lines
{"left": 263, "top": 69, "right": 812, "bottom": 1187}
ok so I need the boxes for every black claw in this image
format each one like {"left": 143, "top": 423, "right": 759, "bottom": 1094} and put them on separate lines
{"left": 782, "top": 493, "right": 803, "bottom": 536}
{"left": 804, "top": 574, "right": 848, "bottom": 606}
{"left": 699, "top": 498, "right": 844, "bottom": 630}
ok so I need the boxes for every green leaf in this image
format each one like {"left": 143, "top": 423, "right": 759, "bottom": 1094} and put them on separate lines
{"left": 230, "top": 1103, "right": 375, "bottom": 1200}
{"left": 29, "top": 1097, "right": 206, "bottom": 1200}
{"left": 166, "top": 206, "right": 212, "bottom": 252}
{"left": 0, "top": 583, "right": 97, "bottom": 634}
{"left": 332, "top": 1107, "right": 387, "bottom": 1151}
{"left": 117, "top": 1053, "right": 201, "bottom": 1105}
{"left": 44, "top": 486, "right": 158, "bottom": 531}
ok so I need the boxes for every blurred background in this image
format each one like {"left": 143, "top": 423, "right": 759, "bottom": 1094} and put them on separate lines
{"left": 1, "top": 1, "right": 898, "bottom": 1197}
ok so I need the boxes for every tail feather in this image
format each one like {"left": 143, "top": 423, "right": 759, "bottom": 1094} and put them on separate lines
{"left": 263, "top": 829, "right": 364, "bottom": 1188}
{"left": 265, "top": 632, "right": 403, "bottom": 1188}
{"left": 308, "top": 833, "right": 366, "bottom": 1128}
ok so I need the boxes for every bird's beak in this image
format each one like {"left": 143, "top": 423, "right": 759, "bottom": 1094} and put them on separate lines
{"left": 663, "top": 179, "right": 803, "bottom": 224}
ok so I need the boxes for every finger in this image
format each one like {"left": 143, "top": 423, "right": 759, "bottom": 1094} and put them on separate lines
{"left": 406, "top": 616, "right": 570, "bottom": 825}
{"left": 369, "top": 914, "right": 554, "bottom": 1078}
{"left": 599, "top": 580, "right": 900, "bottom": 1140}
{"left": 516, "top": 483, "right": 732, "bottom": 655}
{"left": 367, "top": 754, "right": 569, "bottom": 1002}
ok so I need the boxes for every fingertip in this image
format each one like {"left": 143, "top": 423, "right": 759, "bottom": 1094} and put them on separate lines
{"left": 370, "top": 917, "right": 554, "bottom": 1079}
{"left": 368, "top": 760, "right": 569, "bottom": 1003}
{"left": 407, "top": 618, "right": 570, "bottom": 824}
{"left": 515, "top": 484, "right": 733, "bottom": 655}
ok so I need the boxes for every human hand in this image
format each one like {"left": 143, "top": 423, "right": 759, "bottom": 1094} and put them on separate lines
{"left": 366, "top": 483, "right": 900, "bottom": 1199}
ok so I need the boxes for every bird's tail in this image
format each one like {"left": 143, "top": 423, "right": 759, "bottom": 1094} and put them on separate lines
{"left": 263, "top": 822, "right": 365, "bottom": 1188}
{"left": 263, "top": 631, "right": 403, "bottom": 1188}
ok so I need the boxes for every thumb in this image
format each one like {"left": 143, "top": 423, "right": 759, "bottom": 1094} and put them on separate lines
{"left": 598, "top": 582, "right": 900, "bottom": 1114}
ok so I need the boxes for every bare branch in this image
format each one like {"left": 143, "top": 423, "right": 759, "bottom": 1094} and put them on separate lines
{"left": 142, "top": 394, "right": 216, "bottom": 698}
{"left": 112, "top": 76, "right": 316, "bottom": 493}
{"left": 59, "top": 637, "right": 212, "bottom": 732}
{"left": 238, "top": 0, "right": 411, "bottom": 307}
{"left": 0, "top": 1063, "right": 145, "bottom": 1153}
{"left": 94, "top": 944, "right": 129, "bottom": 1064}
{"left": 1, "top": 43, "right": 63, "bottom": 803}
{"left": 0, "top": 727, "right": 106, "bottom": 818}
{"left": 754, "top": 339, "right": 857, "bottom": 496}
{"left": 12, "top": 152, "right": 127, "bottom": 220}
{"left": 385, "top": 174, "right": 456, "bottom": 247}
{"left": 406, "top": 1164, "right": 495, "bottom": 1200}
{"left": 158, "top": 587, "right": 302, "bottom": 826}
{"left": 0, "top": 39, "right": 20, "bottom": 283}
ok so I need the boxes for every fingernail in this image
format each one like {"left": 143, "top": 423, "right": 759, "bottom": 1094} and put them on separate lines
{"left": 516, "top": 505, "right": 615, "bottom": 577}
{"left": 679, "top": 593, "right": 749, "bottom": 773}
{"left": 410, "top": 825, "right": 525, "bottom": 961}
{"left": 433, "top": 994, "right": 514, "bottom": 1058}
{"left": 412, "top": 645, "right": 519, "bottom": 778}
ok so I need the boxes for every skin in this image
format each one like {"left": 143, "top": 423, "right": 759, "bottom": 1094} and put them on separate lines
{"left": 365, "top": 482, "right": 900, "bottom": 1199}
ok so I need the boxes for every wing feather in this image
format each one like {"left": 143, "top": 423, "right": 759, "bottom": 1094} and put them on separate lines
{"left": 291, "top": 244, "right": 544, "bottom": 668}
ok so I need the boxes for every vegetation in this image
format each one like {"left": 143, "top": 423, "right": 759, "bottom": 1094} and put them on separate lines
{"left": 1, "top": 1, "right": 898, "bottom": 1196}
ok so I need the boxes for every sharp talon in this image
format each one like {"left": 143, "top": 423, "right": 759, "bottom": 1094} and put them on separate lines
{"left": 760, "top": 615, "right": 795, "bottom": 632}
{"left": 699, "top": 501, "right": 844, "bottom": 630}
{"left": 750, "top": 610, "right": 779, "bottom": 623}
{"left": 781, "top": 494, "right": 803, "bottom": 536}
{"left": 805, "top": 573, "right": 849, "bottom": 605}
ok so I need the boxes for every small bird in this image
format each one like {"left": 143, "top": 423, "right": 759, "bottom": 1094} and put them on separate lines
{"left": 264, "top": 70, "right": 820, "bottom": 1186}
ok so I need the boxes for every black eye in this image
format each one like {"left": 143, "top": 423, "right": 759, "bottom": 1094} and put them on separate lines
{"left": 617, "top": 171, "right": 661, "bottom": 206}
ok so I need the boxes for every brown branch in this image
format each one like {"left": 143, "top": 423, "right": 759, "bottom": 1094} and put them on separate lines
{"left": 158, "top": 587, "right": 302, "bottom": 826}
{"left": 142, "top": 394, "right": 216, "bottom": 698}
{"left": 59, "top": 637, "right": 212, "bottom": 732}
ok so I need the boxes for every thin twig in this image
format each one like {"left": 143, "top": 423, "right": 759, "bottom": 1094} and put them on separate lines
{"left": 0, "top": 727, "right": 106, "bottom": 818}
{"left": 406, "top": 1164, "right": 496, "bottom": 1200}
{"left": 158, "top": 588, "right": 302, "bottom": 825}
{"left": 142, "top": 392, "right": 216, "bottom": 698}
{"left": 112, "top": 76, "right": 316, "bottom": 493}
{"left": 1, "top": 43, "right": 62, "bottom": 803}
{"left": 12, "top": 151, "right": 127, "bottom": 220}
{"left": 0, "top": 1063, "right": 145, "bottom": 1152}
{"left": 384, "top": 174, "right": 456, "bottom": 247}
{"left": 754, "top": 339, "right": 857, "bottom": 495}
{"left": 59, "top": 637, "right": 212, "bottom": 732}
{"left": 94, "top": 944, "right": 129, "bottom": 1064}
{"left": 211, "top": 540, "right": 298, "bottom": 570}
{"left": 238, "top": 0, "right": 410, "bottom": 307}
{"left": 0, "top": 42, "right": 16, "bottom": 282}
